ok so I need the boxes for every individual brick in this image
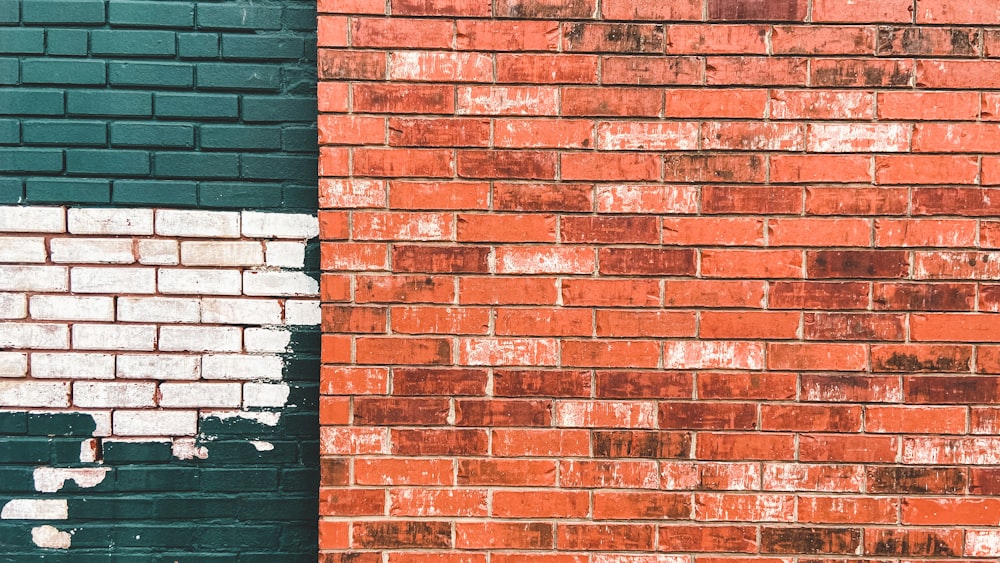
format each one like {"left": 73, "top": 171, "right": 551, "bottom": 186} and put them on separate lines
{"left": 73, "top": 324, "right": 156, "bottom": 351}
{"left": 71, "top": 267, "right": 155, "bottom": 294}
{"left": 201, "top": 297, "right": 282, "bottom": 325}
{"left": 158, "top": 382, "right": 242, "bottom": 408}
{"left": 116, "top": 354, "right": 200, "bottom": 380}
{"left": 22, "top": 0, "right": 105, "bottom": 23}
{"left": 157, "top": 268, "right": 242, "bottom": 295}
{"left": 158, "top": 326, "right": 242, "bottom": 352}
{"left": 67, "top": 90, "right": 152, "bottom": 116}
{"left": 117, "top": 297, "right": 200, "bottom": 323}
{"left": 108, "top": 1, "right": 194, "bottom": 27}
{"left": 0, "top": 381, "right": 70, "bottom": 408}
{"left": 73, "top": 382, "right": 157, "bottom": 407}
{"left": 0, "top": 322, "right": 69, "bottom": 349}
{"left": 202, "top": 354, "right": 284, "bottom": 380}
{"left": 30, "top": 296, "right": 114, "bottom": 321}
{"left": 91, "top": 30, "right": 176, "bottom": 56}
{"left": 50, "top": 238, "right": 135, "bottom": 264}
{"left": 113, "top": 410, "right": 197, "bottom": 436}
{"left": 0, "top": 265, "right": 68, "bottom": 291}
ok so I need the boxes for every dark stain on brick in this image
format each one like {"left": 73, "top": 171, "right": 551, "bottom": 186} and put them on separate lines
{"left": 867, "top": 466, "right": 967, "bottom": 494}
{"left": 867, "top": 528, "right": 958, "bottom": 557}
{"left": 708, "top": 0, "right": 805, "bottom": 21}
{"left": 593, "top": 430, "right": 692, "bottom": 459}
{"left": 761, "top": 527, "right": 862, "bottom": 554}
{"left": 355, "top": 521, "right": 452, "bottom": 549}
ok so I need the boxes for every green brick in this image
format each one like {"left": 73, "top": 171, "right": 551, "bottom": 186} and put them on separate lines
{"left": 155, "top": 152, "right": 238, "bottom": 179}
{"left": 284, "top": 6, "right": 317, "bottom": 31}
{"left": 153, "top": 496, "right": 239, "bottom": 519}
{"left": 196, "top": 62, "right": 280, "bottom": 90}
{"left": 242, "top": 154, "right": 314, "bottom": 181}
{"left": 0, "top": 149, "right": 62, "bottom": 172}
{"left": 0, "top": 524, "right": 37, "bottom": 550}
{"left": 195, "top": 526, "right": 281, "bottom": 549}
{"left": 69, "top": 496, "right": 156, "bottom": 520}
{"left": 23, "top": 120, "right": 107, "bottom": 146}
{"left": 109, "top": 61, "right": 192, "bottom": 88}
{"left": 195, "top": 440, "right": 297, "bottom": 464}
{"left": 178, "top": 32, "right": 218, "bottom": 58}
{"left": 0, "top": 437, "right": 51, "bottom": 462}
{"left": 283, "top": 185, "right": 318, "bottom": 210}
{"left": 0, "top": 29, "right": 46, "bottom": 54}
{"left": 0, "top": 58, "right": 15, "bottom": 84}
{"left": 92, "top": 29, "right": 175, "bottom": 56}
{"left": 116, "top": 467, "right": 200, "bottom": 491}
{"left": 196, "top": 4, "right": 281, "bottom": 30}
{"left": 22, "top": 58, "right": 106, "bottom": 85}
{"left": 26, "top": 178, "right": 111, "bottom": 204}
{"left": 155, "top": 92, "right": 237, "bottom": 119}
{"left": 201, "top": 125, "right": 280, "bottom": 150}
{"left": 111, "top": 122, "right": 193, "bottom": 148}
{"left": 27, "top": 412, "right": 97, "bottom": 436}
{"left": 108, "top": 1, "right": 194, "bottom": 27}
{"left": 280, "top": 467, "right": 318, "bottom": 492}
{"left": 238, "top": 496, "right": 315, "bottom": 520}
{"left": 282, "top": 125, "right": 316, "bottom": 152}
{"left": 0, "top": 89, "right": 63, "bottom": 115}
{"left": 68, "top": 90, "right": 152, "bottom": 116}
{"left": 201, "top": 468, "right": 278, "bottom": 492}
{"left": 0, "top": 0, "right": 17, "bottom": 24}
{"left": 46, "top": 29, "right": 89, "bottom": 56}
{"left": 23, "top": 0, "right": 106, "bottom": 24}
{"left": 111, "top": 525, "right": 193, "bottom": 547}
{"left": 0, "top": 178, "right": 21, "bottom": 203}
{"left": 199, "top": 182, "right": 282, "bottom": 208}
{"left": 222, "top": 35, "right": 305, "bottom": 60}
{"left": 66, "top": 149, "right": 149, "bottom": 175}
{"left": 0, "top": 412, "right": 27, "bottom": 434}
{"left": 113, "top": 179, "right": 197, "bottom": 206}
{"left": 0, "top": 468, "right": 35, "bottom": 492}
{"left": 242, "top": 96, "right": 314, "bottom": 122}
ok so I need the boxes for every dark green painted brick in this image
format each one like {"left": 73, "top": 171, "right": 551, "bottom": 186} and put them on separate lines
{"left": 0, "top": 29, "right": 45, "bottom": 54}
{"left": 196, "top": 62, "right": 281, "bottom": 90}
{"left": 0, "top": 412, "right": 27, "bottom": 434}
{"left": 46, "top": 29, "right": 90, "bottom": 56}
{"left": 0, "top": 438, "right": 51, "bottom": 462}
{"left": 109, "top": 1, "right": 194, "bottom": 27}
{"left": 282, "top": 125, "right": 316, "bottom": 153}
{"left": 284, "top": 6, "right": 316, "bottom": 31}
{"left": 280, "top": 467, "right": 318, "bottom": 492}
{"left": 66, "top": 149, "right": 149, "bottom": 175}
{"left": 222, "top": 35, "right": 304, "bottom": 60}
{"left": 22, "top": 58, "right": 106, "bottom": 84}
{"left": 283, "top": 185, "right": 319, "bottom": 210}
{"left": 0, "top": 178, "right": 21, "bottom": 203}
{"left": 238, "top": 496, "right": 315, "bottom": 520}
{"left": 202, "top": 468, "right": 278, "bottom": 491}
{"left": 178, "top": 32, "right": 218, "bottom": 58}
{"left": 242, "top": 96, "right": 314, "bottom": 122}
{"left": 0, "top": 0, "right": 17, "bottom": 24}
{"left": 116, "top": 467, "right": 200, "bottom": 491}
{"left": 26, "top": 178, "right": 111, "bottom": 203}
{"left": 23, "top": 119, "right": 107, "bottom": 146}
{"left": 110, "top": 61, "right": 193, "bottom": 88}
{"left": 201, "top": 124, "right": 280, "bottom": 150}
{"left": 113, "top": 179, "right": 197, "bottom": 206}
{"left": 0, "top": 524, "right": 36, "bottom": 549}
{"left": 112, "top": 526, "right": 194, "bottom": 547}
{"left": 197, "top": 439, "right": 298, "bottom": 464}
{"left": 155, "top": 152, "right": 238, "bottom": 178}
{"left": 69, "top": 496, "right": 156, "bottom": 520}
{"left": 196, "top": 4, "right": 281, "bottom": 30}
{"left": 199, "top": 182, "right": 283, "bottom": 208}
{"left": 27, "top": 412, "right": 97, "bottom": 436}
{"left": 0, "top": 148, "right": 62, "bottom": 172}
{"left": 154, "top": 92, "right": 237, "bottom": 119}
{"left": 92, "top": 29, "right": 175, "bottom": 56}
{"left": 68, "top": 90, "right": 152, "bottom": 116}
{"left": 195, "top": 526, "right": 281, "bottom": 549}
{"left": 111, "top": 122, "right": 193, "bottom": 148}
{"left": 0, "top": 468, "right": 35, "bottom": 492}
{"left": 0, "top": 88, "right": 63, "bottom": 115}
{"left": 242, "top": 154, "right": 314, "bottom": 181}
{"left": 0, "top": 57, "right": 16, "bottom": 83}
{"left": 23, "top": 0, "right": 106, "bottom": 24}
{"left": 152, "top": 496, "right": 239, "bottom": 519}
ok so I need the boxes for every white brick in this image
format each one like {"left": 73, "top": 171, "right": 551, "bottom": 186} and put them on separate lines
{"left": 159, "top": 326, "right": 241, "bottom": 352}
{"left": 0, "top": 323, "right": 68, "bottom": 349}
{"left": 158, "top": 268, "right": 241, "bottom": 295}
{"left": 137, "top": 239, "right": 178, "bottom": 265}
{"left": 0, "top": 266, "right": 68, "bottom": 292}
{"left": 285, "top": 300, "right": 321, "bottom": 325}
{"left": 201, "top": 298, "right": 282, "bottom": 325}
{"left": 202, "top": 354, "right": 283, "bottom": 380}
{"left": 0, "top": 352, "right": 27, "bottom": 377}
{"left": 0, "top": 293, "right": 26, "bottom": 319}
{"left": 0, "top": 237, "right": 46, "bottom": 263}
{"left": 73, "top": 324, "right": 156, "bottom": 351}
{"left": 243, "top": 271, "right": 318, "bottom": 296}
{"left": 0, "top": 381, "right": 69, "bottom": 407}
{"left": 1, "top": 499, "right": 68, "bottom": 520}
{"left": 117, "top": 297, "right": 200, "bottom": 323}
{"left": 244, "top": 328, "right": 291, "bottom": 353}
{"left": 30, "top": 296, "right": 114, "bottom": 321}
{"left": 265, "top": 241, "right": 306, "bottom": 268}
{"left": 31, "top": 353, "right": 115, "bottom": 379}
{"left": 117, "top": 354, "right": 200, "bottom": 380}
{"left": 113, "top": 410, "right": 197, "bottom": 436}
{"left": 50, "top": 238, "right": 135, "bottom": 264}
{"left": 0, "top": 206, "right": 64, "bottom": 233}
{"left": 155, "top": 209, "right": 240, "bottom": 238}
{"left": 242, "top": 211, "right": 318, "bottom": 239}
{"left": 180, "top": 241, "right": 264, "bottom": 266}
{"left": 67, "top": 208, "right": 153, "bottom": 235}
{"left": 159, "top": 382, "right": 242, "bottom": 408}
{"left": 34, "top": 467, "right": 111, "bottom": 493}
{"left": 71, "top": 267, "right": 155, "bottom": 294}
{"left": 243, "top": 382, "right": 289, "bottom": 408}
{"left": 72, "top": 382, "right": 156, "bottom": 408}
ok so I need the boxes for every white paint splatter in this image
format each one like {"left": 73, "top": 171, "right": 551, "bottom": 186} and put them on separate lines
{"left": 1, "top": 499, "right": 68, "bottom": 520}
{"left": 31, "top": 525, "right": 71, "bottom": 549}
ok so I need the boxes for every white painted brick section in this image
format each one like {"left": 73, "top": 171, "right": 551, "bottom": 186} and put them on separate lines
{"left": 243, "top": 271, "right": 318, "bottom": 296}
{"left": 73, "top": 382, "right": 157, "bottom": 408}
{"left": 0, "top": 352, "right": 27, "bottom": 377}
{"left": 158, "top": 268, "right": 241, "bottom": 295}
{"left": 0, "top": 323, "right": 68, "bottom": 349}
{"left": 117, "top": 297, "right": 200, "bottom": 323}
{"left": 116, "top": 354, "right": 200, "bottom": 380}
{"left": 50, "top": 238, "right": 135, "bottom": 264}
{"left": 244, "top": 328, "right": 291, "bottom": 353}
{"left": 1, "top": 499, "right": 68, "bottom": 520}
{"left": 201, "top": 298, "right": 282, "bottom": 325}
{"left": 71, "top": 267, "right": 155, "bottom": 294}
{"left": 242, "top": 211, "right": 318, "bottom": 239}
{"left": 67, "top": 208, "right": 153, "bottom": 235}
{"left": 137, "top": 239, "right": 178, "bottom": 265}
{"left": 285, "top": 300, "right": 321, "bottom": 325}
{"left": 0, "top": 206, "right": 64, "bottom": 233}
{"left": 243, "top": 382, "right": 289, "bottom": 408}
{"left": 265, "top": 241, "right": 306, "bottom": 267}
{"left": 0, "top": 381, "right": 69, "bottom": 407}
{"left": 202, "top": 354, "right": 284, "bottom": 381}
{"left": 32, "top": 353, "right": 115, "bottom": 379}
{"left": 0, "top": 266, "right": 68, "bottom": 292}
{"left": 158, "top": 326, "right": 242, "bottom": 352}
{"left": 180, "top": 241, "right": 264, "bottom": 266}
{"left": 30, "top": 296, "right": 114, "bottom": 322}
{"left": 73, "top": 324, "right": 156, "bottom": 351}
{"left": 0, "top": 237, "right": 46, "bottom": 263}
{"left": 113, "top": 410, "right": 197, "bottom": 436}
{"left": 0, "top": 293, "right": 26, "bottom": 319}
{"left": 159, "top": 382, "right": 242, "bottom": 408}
{"left": 156, "top": 209, "right": 240, "bottom": 238}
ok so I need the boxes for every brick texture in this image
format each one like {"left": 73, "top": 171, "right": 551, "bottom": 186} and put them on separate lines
{"left": 319, "top": 1, "right": 1000, "bottom": 560}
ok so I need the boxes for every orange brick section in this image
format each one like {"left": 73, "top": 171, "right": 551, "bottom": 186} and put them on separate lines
{"left": 318, "top": 0, "right": 1000, "bottom": 560}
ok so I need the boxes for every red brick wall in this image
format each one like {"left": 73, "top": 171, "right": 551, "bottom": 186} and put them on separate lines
{"left": 318, "top": 0, "right": 1000, "bottom": 560}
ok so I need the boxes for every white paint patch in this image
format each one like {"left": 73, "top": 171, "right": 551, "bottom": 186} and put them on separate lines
{"left": 1, "top": 499, "right": 68, "bottom": 520}
{"left": 31, "top": 525, "right": 72, "bottom": 549}
{"left": 171, "top": 438, "right": 209, "bottom": 460}
{"left": 250, "top": 441, "right": 274, "bottom": 451}
{"left": 34, "top": 467, "right": 110, "bottom": 493}
{"left": 203, "top": 410, "right": 282, "bottom": 427}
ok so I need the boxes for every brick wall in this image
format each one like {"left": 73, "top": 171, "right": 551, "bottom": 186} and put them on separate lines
{"left": 319, "top": 0, "right": 1000, "bottom": 560}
